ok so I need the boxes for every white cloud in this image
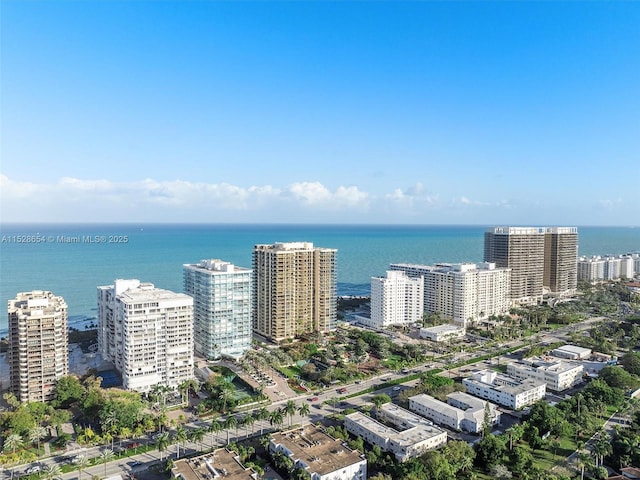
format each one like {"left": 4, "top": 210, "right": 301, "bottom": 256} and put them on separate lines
{"left": 0, "top": 175, "right": 373, "bottom": 222}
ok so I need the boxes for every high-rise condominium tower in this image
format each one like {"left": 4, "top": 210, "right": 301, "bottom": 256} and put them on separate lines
{"left": 370, "top": 270, "right": 424, "bottom": 328}
{"left": 544, "top": 227, "right": 578, "bottom": 296}
{"left": 8, "top": 291, "right": 68, "bottom": 402}
{"left": 253, "top": 242, "right": 337, "bottom": 343}
{"left": 97, "top": 280, "right": 194, "bottom": 392}
{"left": 390, "top": 262, "right": 511, "bottom": 327}
{"left": 484, "top": 227, "right": 546, "bottom": 305}
{"left": 484, "top": 226, "right": 578, "bottom": 305}
{"left": 183, "top": 259, "right": 252, "bottom": 361}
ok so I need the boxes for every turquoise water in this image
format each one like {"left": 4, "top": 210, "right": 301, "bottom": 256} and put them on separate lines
{"left": 1, "top": 223, "right": 638, "bottom": 336}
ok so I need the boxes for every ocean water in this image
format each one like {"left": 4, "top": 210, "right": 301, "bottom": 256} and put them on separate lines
{"left": 0, "top": 223, "right": 638, "bottom": 336}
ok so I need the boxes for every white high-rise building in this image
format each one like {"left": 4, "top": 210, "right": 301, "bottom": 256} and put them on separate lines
{"left": 183, "top": 259, "right": 252, "bottom": 361}
{"left": 98, "top": 280, "right": 194, "bottom": 393}
{"left": 578, "top": 254, "right": 638, "bottom": 282}
{"left": 390, "top": 262, "right": 510, "bottom": 327}
{"left": 367, "top": 270, "right": 423, "bottom": 328}
{"left": 8, "top": 291, "right": 68, "bottom": 403}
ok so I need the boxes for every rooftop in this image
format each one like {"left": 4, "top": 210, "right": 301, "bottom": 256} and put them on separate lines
{"left": 270, "top": 425, "right": 364, "bottom": 476}
{"left": 172, "top": 448, "right": 258, "bottom": 480}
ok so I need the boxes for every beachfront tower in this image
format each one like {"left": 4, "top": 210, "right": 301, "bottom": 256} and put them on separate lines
{"left": 8, "top": 291, "right": 68, "bottom": 403}
{"left": 183, "top": 259, "right": 252, "bottom": 361}
{"left": 253, "top": 242, "right": 337, "bottom": 343}
{"left": 543, "top": 227, "right": 578, "bottom": 297}
{"left": 97, "top": 280, "right": 194, "bottom": 393}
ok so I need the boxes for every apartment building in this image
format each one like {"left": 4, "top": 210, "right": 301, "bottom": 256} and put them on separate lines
{"left": 484, "top": 227, "right": 546, "bottom": 305}
{"left": 578, "top": 254, "right": 638, "bottom": 282}
{"left": 344, "top": 404, "right": 447, "bottom": 462}
{"left": 390, "top": 262, "right": 510, "bottom": 327}
{"left": 507, "top": 357, "right": 584, "bottom": 392}
{"left": 408, "top": 392, "right": 500, "bottom": 434}
{"left": 8, "top": 291, "right": 68, "bottom": 403}
{"left": 269, "top": 425, "right": 367, "bottom": 480}
{"left": 183, "top": 259, "right": 252, "bottom": 360}
{"left": 484, "top": 226, "right": 579, "bottom": 304}
{"left": 544, "top": 227, "right": 578, "bottom": 296}
{"left": 172, "top": 448, "right": 259, "bottom": 480}
{"left": 253, "top": 242, "right": 336, "bottom": 343}
{"left": 462, "top": 369, "right": 546, "bottom": 410}
{"left": 362, "top": 270, "right": 423, "bottom": 329}
{"left": 98, "top": 280, "right": 194, "bottom": 392}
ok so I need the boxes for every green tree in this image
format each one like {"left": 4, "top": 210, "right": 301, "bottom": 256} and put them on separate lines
{"left": 284, "top": 400, "right": 297, "bottom": 427}
{"left": 28, "top": 425, "right": 47, "bottom": 456}
{"left": 224, "top": 415, "right": 238, "bottom": 444}
{"left": 3, "top": 433, "right": 24, "bottom": 455}
{"left": 190, "top": 427, "right": 206, "bottom": 452}
{"left": 372, "top": 393, "right": 391, "bottom": 410}
{"left": 175, "top": 425, "right": 188, "bottom": 458}
{"left": 75, "top": 455, "right": 90, "bottom": 480}
{"left": 99, "top": 449, "right": 115, "bottom": 478}
{"left": 269, "top": 409, "right": 284, "bottom": 431}
{"left": 51, "top": 375, "right": 85, "bottom": 408}
{"left": 256, "top": 407, "right": 270, "bottom": 435}
{"left": 474, "top": 434, "right": 506, "bottom": 471}
{"left": 298, "top": 402, "right": 310, "bottom": 418}
{"left": 156, "top": 432, "right": 170, "bottom": 462}
{"left": 208, "top": 419, "right": 222, "bottom": 447}
{"left": 42, "top": 464, "right": 62, "bottom": 480}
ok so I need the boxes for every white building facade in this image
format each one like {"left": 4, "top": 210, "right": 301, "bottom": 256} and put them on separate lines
{"left": 419, "top": 324, "right": 466, "bottom": 342}
{"left": 462, "top": 370, "right": 546, "bottom": 410}
{"left": 507, "top": 358, "right": 584, "bottom": 392}
{"left": 408, "top": 392, "right": 500, "bottom": 434}
{"left": 98, "top": 280, "right": 194, "bottom": 392}
{"left": 390, "top": 262, "right": 511, "bottom": 327}
{"left": 183, "top": 259, "right": 252, "bottom": 360}
{"left": 344, "top": 404, "right": 447, "bottom": 462}
{"left": 366, "top": 271, "right": 423, "bottom": 328}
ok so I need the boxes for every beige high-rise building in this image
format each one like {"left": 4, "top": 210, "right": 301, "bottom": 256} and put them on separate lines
{"left": 8, "top": 291, "right": 68, "bottom": 403}
{"left": 253, "top": 242, "right": 336, "bottom": 343}
{"left": 544, "top": 227, "right": 578, "bottom": 296}
{"left": 484, "top": 226, "right": 578, "bottom": 305}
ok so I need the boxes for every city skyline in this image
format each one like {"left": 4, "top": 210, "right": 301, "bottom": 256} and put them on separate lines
{"left": 2, "top": 2, "right": 639, "bottom": 226}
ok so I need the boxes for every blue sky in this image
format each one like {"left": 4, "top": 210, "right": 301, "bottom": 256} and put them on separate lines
{"left": 1, "top": 1, "right": 639, "bottom": 225}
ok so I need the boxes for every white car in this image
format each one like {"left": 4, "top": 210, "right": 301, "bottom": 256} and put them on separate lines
{"left": 26, "top": 465, "right": 42, "bottom": 474}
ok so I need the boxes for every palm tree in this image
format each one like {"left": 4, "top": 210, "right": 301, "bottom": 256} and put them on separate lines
{"left": 242, "top": 414, "right": 255, "bottom": 439}
{"left": 269, "top": 409, "right": 284, "bottom": 431}
{"left": 75, "top": 455, "right": 90, "bottom": 480}
{"left": 156, "top": 432, "right": 170, "bottom": 462}
{"left": 298, "top": 402, "right": 310, "bottom": 418}
{"left": 224, "top": 415, "right": 238, "bottom": 444}
{"left": 219, "top": 387, "right": 234, "bottom": 414}
{"left": 29, "top": 425, "right": 47, "bottom": 456}
{"left": 189, "top": 427, "right": 206, "bottom": 452}
{"left": 284, "top": 400, "right": 297, "bottom": 427}
{"left": 175, "top": 425, "right": 188, "bottom": 459}
{"left": 43, "top": 464, "right": 62, "bottom": 480}
{"left": 256, "top": 407, "right": 270, "bottom": 435}
{"left": 208, "top": 419, "right": 222, "bottom": 447}
{"left": 3, "top": 433, "right": 24, "bottom": 480}
{"left": 99, "top": 449, "right": 115, "bottom": 478}
{"left": 3, "top": 433, "right": 24, "bottom": 455}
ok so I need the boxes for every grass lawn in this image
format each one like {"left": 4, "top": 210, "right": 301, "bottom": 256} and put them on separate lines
{"left": 276, "top": 365, "right": 302, "bottom": 378}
